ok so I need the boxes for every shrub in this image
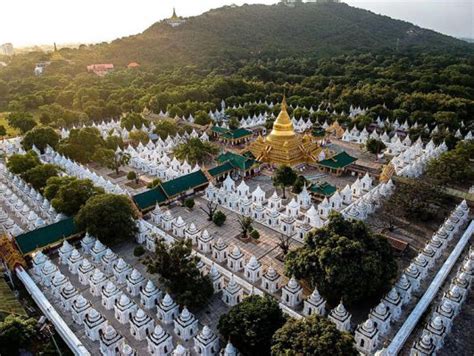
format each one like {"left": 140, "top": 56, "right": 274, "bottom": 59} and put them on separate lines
{"left": 134, "top": 245, "right": 145, "bottom": 257}
{"left": 127, "top": 171, "right": 137, "bottom": 181}
{"left": 212, "top": 210, "right": 227, "bottom": 226}
{"left": 184, "top": 198, "right": 195, "bottom": 209}
{"left": 250, "top": 229, "right": 260, "bottom": 240}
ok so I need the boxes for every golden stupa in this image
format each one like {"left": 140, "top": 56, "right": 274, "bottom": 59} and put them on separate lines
{"left": 248, "top": 96, "right": 322, "bottom": 166}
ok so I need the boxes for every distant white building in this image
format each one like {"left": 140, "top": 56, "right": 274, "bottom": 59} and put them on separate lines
{"left": 0, "top": 43, "right": 14, "bottom": 56}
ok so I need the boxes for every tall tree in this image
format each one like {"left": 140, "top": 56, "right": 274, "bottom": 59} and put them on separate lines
{"left": 218, "top": 295, "right": 286, "bottom": 356}
{"left": 22, "top": 126, "right": 60, "bottom": 152}
{"left": 93, "top": 148, "right": 130, "bottom": 174}
{"left": 237, "top": 215, "right": 254, "bottom": 239}
{"left": 173, "top": 138, "right": 219, "bottom": 165}
{"left": 51, "top": 178, "right": 104, "bottom": 216}
{"left": 285, "top": 212, "right": 397, "bottom": 305}
{"left": 273, "top": 165, "right": 297, "bottom": 199}
{"left": 145, "top": 239, "right": 213, "bottom": 308}
{"left": 75, "top": 194, "right": 139, "bottom": 244}
{"left": 22, "top": 163, "right": 61, "bottom": 191}
{"left": 271, "top": 315, "right": 357, "bottom": 356}
{"left": 7, "top": 112, "right": 37, "bottom": 134}
{"left": 7, "top": 151, "right": 41, "bottom": 175}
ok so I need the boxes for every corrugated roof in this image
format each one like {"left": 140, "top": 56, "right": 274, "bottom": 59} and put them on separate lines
{"left": 15, "top": 217, "right": 78, "bottom": 255}
{"left": 317, "top": 151, "right": 357, "bottom": 169}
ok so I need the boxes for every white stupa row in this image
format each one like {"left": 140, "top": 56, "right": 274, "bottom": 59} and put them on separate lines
{"left": 34, "top": 240, "right": 238, "bottom": 356}
{"left": 354, "top": 200, "right": 470, "bottom": 355}
{"left": 43, "top": 147, "right": 127, "bottom": 195}
{"left": 410, "top": 246, "right": 473, "bottom": 356}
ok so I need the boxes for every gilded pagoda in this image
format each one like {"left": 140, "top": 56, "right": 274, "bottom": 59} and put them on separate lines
{"left": 248, "top": 97, "right": 322, "bottom": 166}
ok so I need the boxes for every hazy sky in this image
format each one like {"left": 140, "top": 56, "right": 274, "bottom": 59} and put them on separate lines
{"left": 1, "top": 0, "right": 472, "bottom": 46}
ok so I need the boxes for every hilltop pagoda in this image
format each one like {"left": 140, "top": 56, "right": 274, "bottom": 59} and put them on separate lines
{"left": 248, "top": 97, "right": 322, "bottom": 166}
{"left": 166, "top": 8, "right": 186, "bottom": 28}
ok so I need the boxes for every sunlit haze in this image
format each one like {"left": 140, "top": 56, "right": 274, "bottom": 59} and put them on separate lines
{"left": 1, "top": 0, "right": 472, "bottom": 47}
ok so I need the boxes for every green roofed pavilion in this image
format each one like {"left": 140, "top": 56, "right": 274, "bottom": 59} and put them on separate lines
{"left": 317, "top": 151, "right": 357, "bottom": 176}
{"left": 15, "top": 217, "right": 78, "bottom": 255}
{"left": 310, "top": 181, "right": 337, "bottom": 197}
{"left": 208, "top": 161, "right": 234, "bottom": 178}
{"left": 133, "top": 185, "right": 168, "bottom": 211}
{"left": 217, "top": 151, "right": 259, "bottom": 177}
{"left": 161, "top": 169, "right": 209, "bottom": 199}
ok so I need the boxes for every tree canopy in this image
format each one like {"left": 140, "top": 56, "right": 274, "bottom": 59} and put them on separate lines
{"left": 50, "top": 177, "right": 104, "bottom": 216}
{"left": 22, "top": 163, "right": 62, "bottom": 191}
{"left": 218, "top": 295, "right": 287, "bottom": 356}
{"left": 271, "top": 315, "right": 357, "bottom": 356}
{"left": 273, "top": 165, "right": 298, "bottom": 198}
{"left": 0, "top": 315, "right": 37, "bottom": 356}
{"left": 173, "top": 137, "right": 219, "bottom": 165}
{"left": 285, "top": 212, "right": 397, "bottom": 305}
{"left": 21, "top": 126, "right": 60, "bottom": 152}
{"left": 426, "top": 140, "right": 474, "bottom": 187}
{"left": 145, "top": 239, "right": 213, "bottom": 309}
{"left": 7, "top": 151, "right": 41, "bottom": 175}
{"left": 75, "top": 193, "right": 139, "bottom": 244}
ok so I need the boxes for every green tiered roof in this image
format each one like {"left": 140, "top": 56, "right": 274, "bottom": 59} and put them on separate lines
{"left": 318, "top": 151, "right": 357, "bottom": 169}
{"left": 217, "top": 151, "right": 258, "bottom": 171}
{"left": 211, "top": 126, "right": 253, "bottom": 139}
{"left": 310, "top": 181, "right": 337, "bottom": 197}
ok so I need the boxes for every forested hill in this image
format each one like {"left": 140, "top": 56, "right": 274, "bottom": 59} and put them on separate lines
{"left": 101, "top": 2, "right": 471, "bottom": 67}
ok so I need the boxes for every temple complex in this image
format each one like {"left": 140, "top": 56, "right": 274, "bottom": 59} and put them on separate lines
{"left": 247, "top": 97, "right": 323, "bottom": 166}
{"left": 166, "top": 8, "right": 186, "bottom": 27}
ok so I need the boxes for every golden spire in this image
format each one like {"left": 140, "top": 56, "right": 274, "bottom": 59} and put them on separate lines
{"left": 267, "top": 95, "right": 295, "bottom": 141}
{"left": 171, "top": 7, "right": 178, "bottom": 19}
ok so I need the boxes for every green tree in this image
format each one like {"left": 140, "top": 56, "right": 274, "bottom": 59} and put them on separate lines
{"left": 273, "top": 165, "right": 297, "bottom": 199}
{"left": 365, "top": 138, "right": 386, "bottom": 154}
{"left": 7, "top": 112, "right": 37, "bottom": 133}
{"left": 387, "top": 180, "right": 444, "bottom": 222}
{"left": 212, "top": 210, "right": 226, "bottom": 226}
{"left": 0, "top": 125, "right": 7, "bottom": 137}
{"left": 105, "top": 135, "right": 125, "bottom": 150}
{"left": 173, "top": 137, "right": 219, "bottom": 165}
{"left": 22, "top": 163, "right": 61, "bottom": 191}
{"left": 228, "top": 117, "right": 240, "bottom": 130}
{"left": 271, "top": 315, "right": 357, "bottom": 356}
{"left": 285, "top": 212, "right": 397, "bottom": 305}
{"left": 194, "top": 110, "right": 212, "bottom": 126}
{"left": 58, "top": 127, "right": 105, "bottom": 163}
{"left": 120, "top": 112, "right": 148, "bottom": 131}
{"left": 184, "top": 198, "right": 195, "bottom": 209}
{"left": 129, "top": 130, "right": 150, "bottom": 145}
{"left": 43, "top": 176, "right": 76, "bottom": 201}
{"left": 237, "top": 215, "right": 254, "bottom": 239}
{"left": 145, "top": 239, "right": 213, "bottom": 308}
{"left": 7, "top": 151, "right": 41, "bottom": 174}
{"left": 426, "top": 140, "right": 474, "bottom": 186}
{"left": 291, "top": 175, "right": 308, "bottom": 194}
{"left": 22, "top": 126, "right": 60, "bottom": 152}
{"left": 51, "top": 178, "right": 104, "bottom": 216}
{"left": 75, "top": 194, "right": 139, "bottom": 244}
{"left": 218, "top": 295, "right": 286, "bottom": 356}
{"left": 93, "top": 148, "right": 130, "bottom": 174}
{"left": 0, "top": 315, "right": 37, "bottom": 355}
{"left": 147, "top": 178, "right": 162, "bottom": 189}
